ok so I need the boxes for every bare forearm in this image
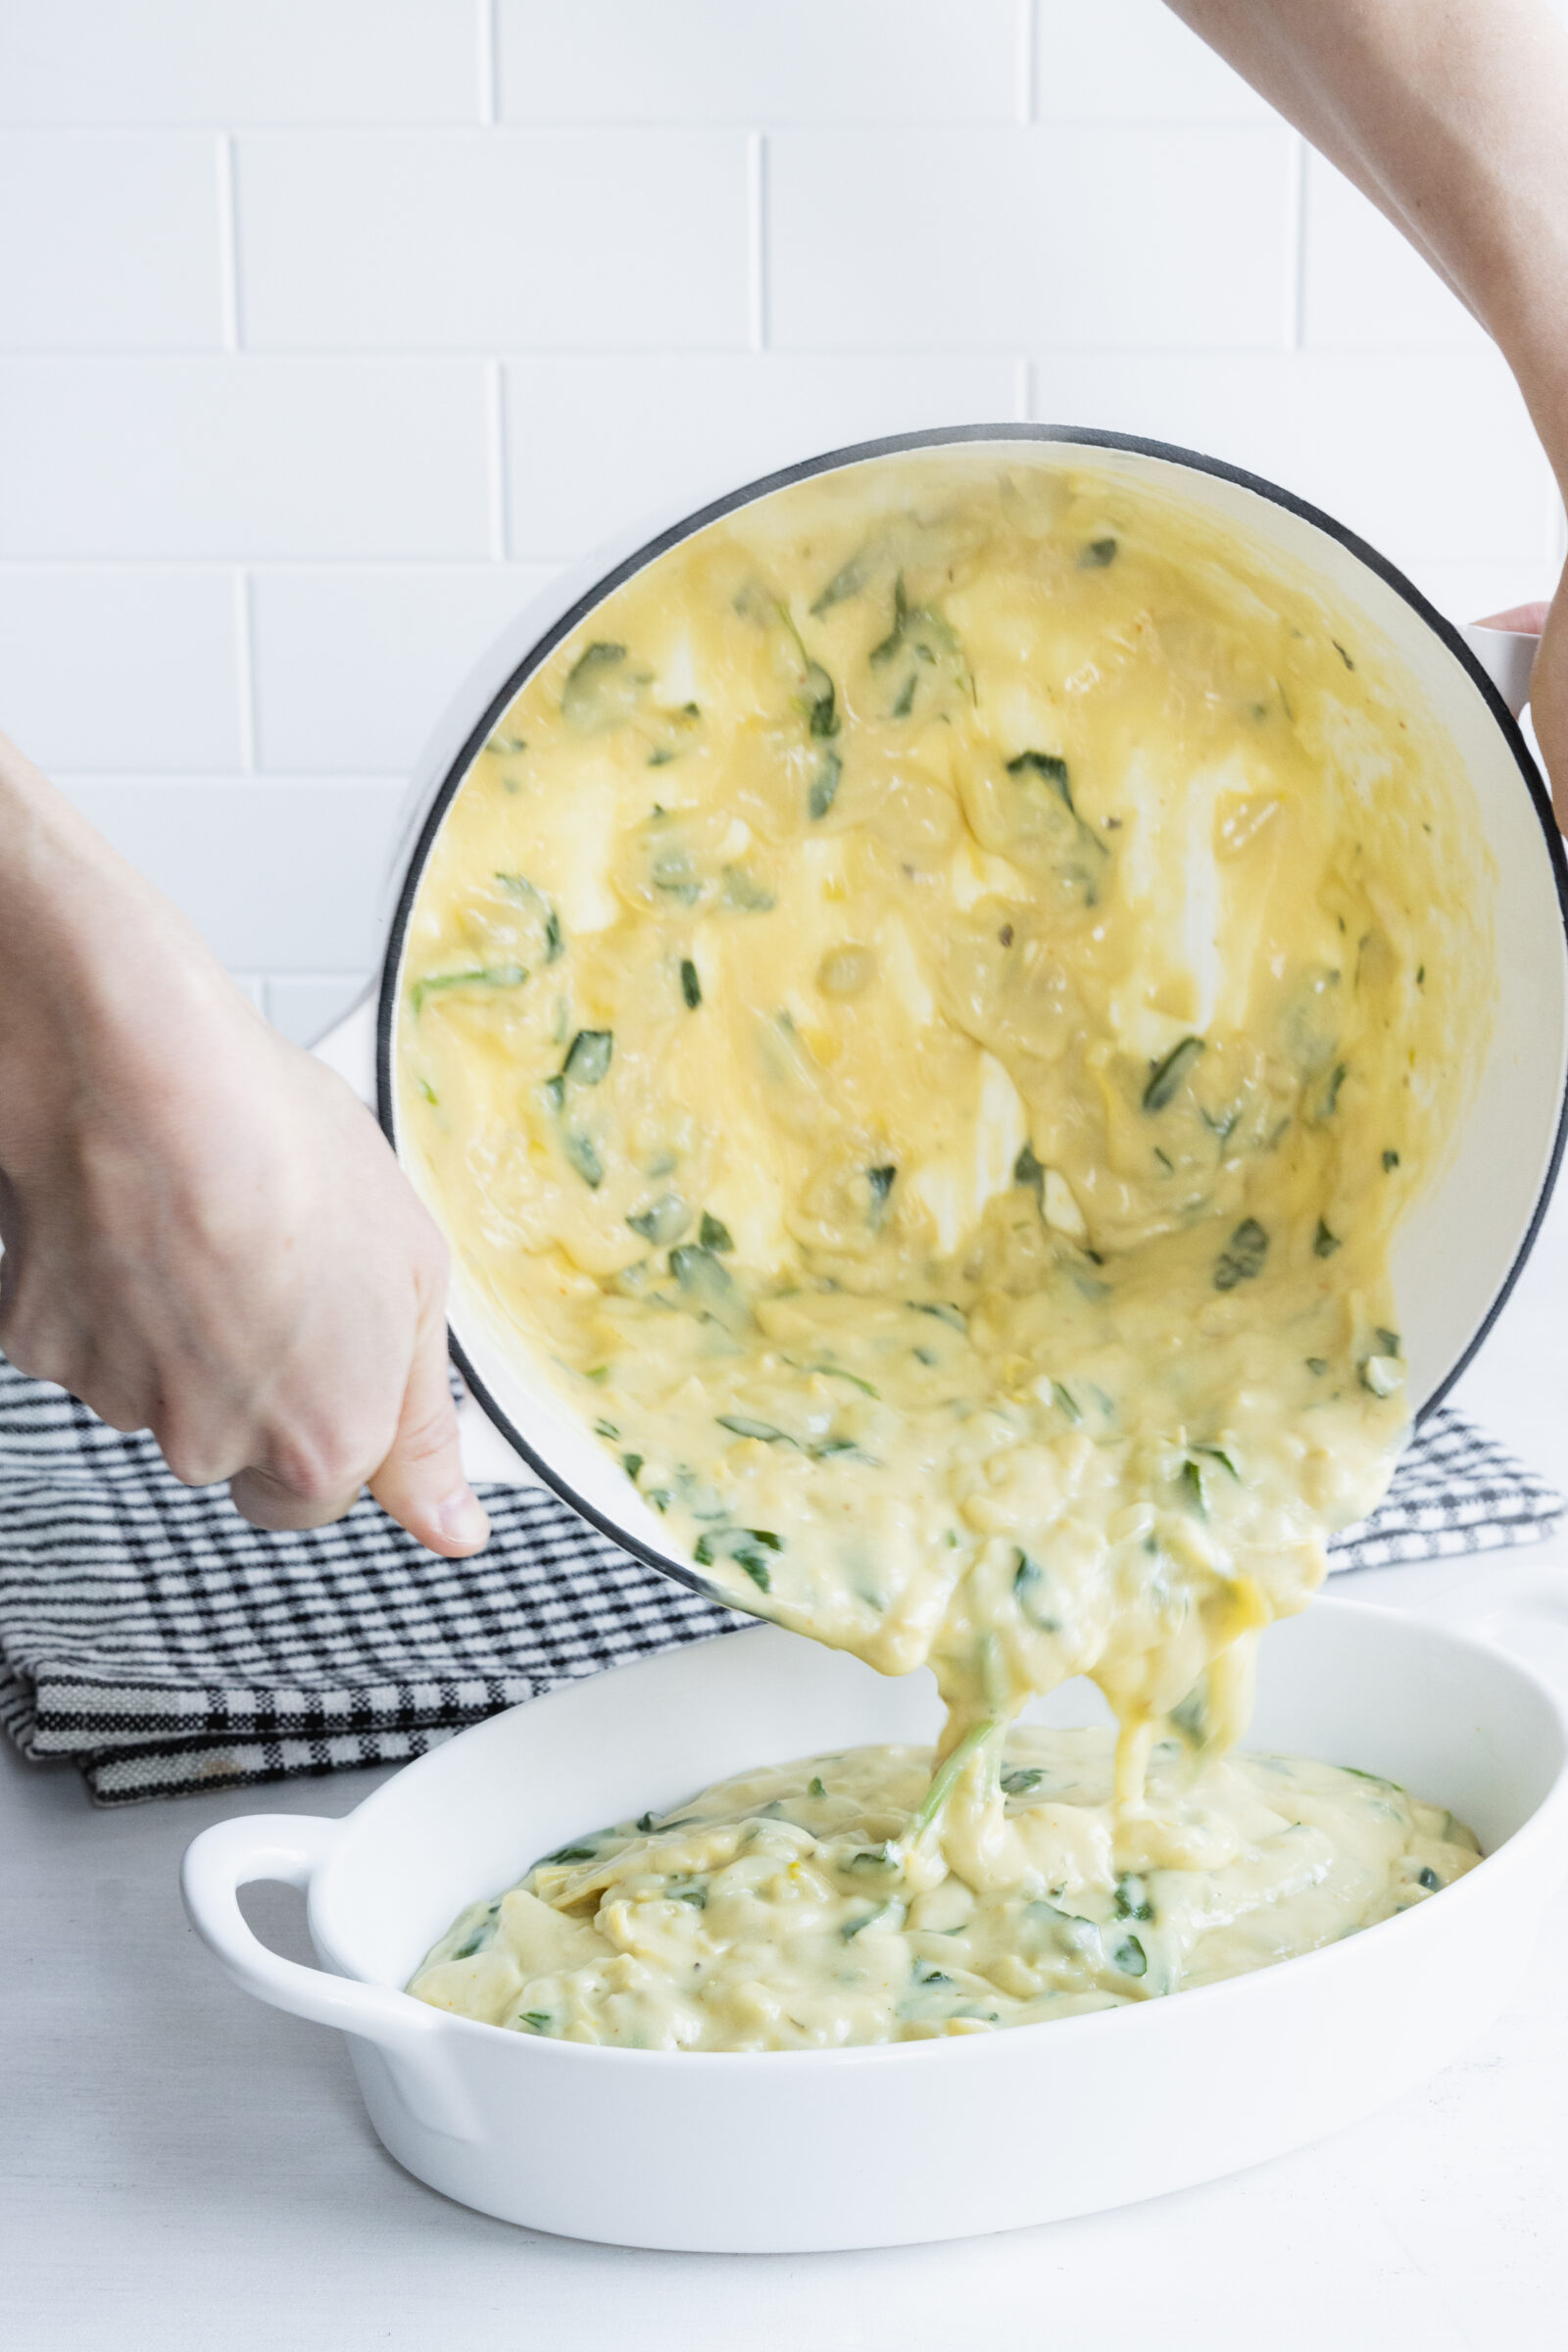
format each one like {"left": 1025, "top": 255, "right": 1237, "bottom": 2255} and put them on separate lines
{"left": 0, "top": 736, "right": 151, "bottom": 1149}
{"left": 0, "top": 733, "right": 236, "bottom": 1163}
{"left": 1167, "top": 0, "right": 1568, "bottom": 474}
{"left": 0, "top": 733, "right": 110, "bottom": 1017}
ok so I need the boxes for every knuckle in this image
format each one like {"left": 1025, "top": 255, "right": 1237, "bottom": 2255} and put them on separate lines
{"left": 78, "top": 1363, "right": 148, "bottom": 1434}
{"left": 264, "top": 1426, "right": 376, "bottom": 1507}
{"left": 229, "top": 1468, "right": 316, "bottom": 1533}
{"left": 161, "top": 1449, "right": 211, "bottom": 1489}
{"left": 24, "top": 1334, "right": 143, "bottom": 1430}
{"left": 157, "top": 1428, "right": 234, "bottom": 1490}
{"left": 0, "top": 1295, "right": 63, "bottom": 1387}
{"left": 0, "top": 1318, "right": 58, "bottom": 1385}
{"left": 270, "top": 1456, "right": 351, "bottom": 1509}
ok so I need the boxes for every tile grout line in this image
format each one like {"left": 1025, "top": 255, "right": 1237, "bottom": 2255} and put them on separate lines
{"left": 1288, "top": 130, "right": 1309, "bottom": 352}
{"left": 1, "top": 537, "right": 1547, "bottom": 576}
{"left": 5, "top": 333, "right": 1474, "bottom": 361}
{"left": 215, "top": 133, "right": 240, "bottom": 350}
{"left": 477, "top": 0, "right": 499, "bottom": 125}
{"left": 169, "top": 109, "right": 1318, "bottom": 131}
{"left": 53, "top": 771, "right": 410, "bottom": 785}
{"left": 52, "top": 785, "right": 414, "bottom": 804}
{"left": 0, "top": 557, "right": 571, "bottom": 572}
{"left": 485, "top": 359, "right": 509, "bottom": 558}
{"left": 234, "top": 571, "right": 258, "bottom": 772}
{"left": 748, "top": 130, "right": 769, "bottom": 351}
{"left": 1017, "top": 0, "right": 1037, "bottom": 123}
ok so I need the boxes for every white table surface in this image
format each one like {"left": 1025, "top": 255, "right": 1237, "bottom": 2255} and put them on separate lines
{"left": 7, "top": 1033, "right": 1568, "bottom": 2350}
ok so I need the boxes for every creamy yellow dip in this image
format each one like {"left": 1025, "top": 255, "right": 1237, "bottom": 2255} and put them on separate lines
{"left": 409, "top": 1731, "right": 1481, "bottom": 2050}
{"left": 399, "top": 446, "right": 1489, "bottom": 2043}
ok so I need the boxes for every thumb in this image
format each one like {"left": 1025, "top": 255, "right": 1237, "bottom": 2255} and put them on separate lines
{"left": 369, "top": 1304, "right": 490, "bottom": 1557}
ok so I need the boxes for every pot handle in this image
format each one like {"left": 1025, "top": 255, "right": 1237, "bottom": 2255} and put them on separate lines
{"left": 181, "top": 1813, "right": 479, "bottom": 2141}
{"left": 1461, "top": 620, "right": 1541, "bottom": 720}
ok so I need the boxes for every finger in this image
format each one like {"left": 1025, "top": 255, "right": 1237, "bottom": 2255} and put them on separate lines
{"left": 230, "top": 1458, "right": 365, "bottom": 1533}
{"left": 1475, "top": 603, "right": 1550, "bottom": 635}
{"left": 368, "top": 1306, "right": 489, "bottom": 1557}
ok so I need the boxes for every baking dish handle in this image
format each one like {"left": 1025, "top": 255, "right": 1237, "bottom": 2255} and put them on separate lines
{"left": 181, "top": 1813, "right": 479, "bottom": 2141}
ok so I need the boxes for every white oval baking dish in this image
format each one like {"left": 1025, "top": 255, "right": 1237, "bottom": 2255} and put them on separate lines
{"left": 183, "top": 1585, "right": 1568, "bottom": 2253}
{"left": 372, "top": 425, "right": 1568, "bottom": 1614}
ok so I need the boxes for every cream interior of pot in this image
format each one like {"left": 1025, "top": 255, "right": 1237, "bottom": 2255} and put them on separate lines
{"left": 387, "top": 442, "right": 1551, "bottom": 1610}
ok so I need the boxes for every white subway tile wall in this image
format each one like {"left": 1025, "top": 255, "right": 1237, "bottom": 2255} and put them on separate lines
{"left": 1032, "top": 0, "right": 1269, "bottom": 121}
{"left": 248, "top": 564, "right": 560, "bottom": 772}
{"left": 767, "top": 125, "right": 1297, "bottom": 352}
{"left": 502, "top": 355, "right": 1024, "bottom": 554}
{"left": 0, "top": 2, "right": 482, "bottom": 125}
{"left": 0, "top": 132, "right": 224, "bottom": 349}
{"left": 0, "top": 0, "right": 1559, "bottom": 1040}
{"left": 235, "top": 131, "right": 752, "bottom": 351}
{"left": 496, "top": 1, "right": 1026, "bottom": 124}
{"left": 0, "top": 359, "right": 493, "bottom": 557}
{"left": 54, "top": 774, "right": 410, "bottom": 988}
{"left": 0, "top": 569, "right": 242, "bottom": 771}
{"left": 1299, "top": 151, "right": 1489, "bottom": 351}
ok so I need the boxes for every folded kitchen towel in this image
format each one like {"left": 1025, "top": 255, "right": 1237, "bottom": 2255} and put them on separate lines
{"left": 0, "top": 1355, "right": 1560, "bottom": 1804}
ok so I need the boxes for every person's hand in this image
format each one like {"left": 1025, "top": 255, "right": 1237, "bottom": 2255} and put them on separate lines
{"left": 0, "top": 733, "right": 489, "bottom": 1557}
{"left": 1477, "top": 598, "right": 1566, "bottom": 827}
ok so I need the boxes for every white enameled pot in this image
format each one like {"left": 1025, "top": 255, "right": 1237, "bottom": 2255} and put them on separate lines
{"left": 182, "top": 1581, "right": 1568, "bottom": 2252}
{"left": 371, "top": 424, "right": 1568, "bottom": 1613}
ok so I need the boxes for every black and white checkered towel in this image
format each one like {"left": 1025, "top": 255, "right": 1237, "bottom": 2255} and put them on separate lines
{"left": 0, "top": 1355, "right": 1559, "bottom": 1803}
